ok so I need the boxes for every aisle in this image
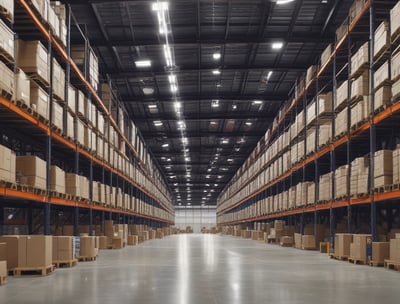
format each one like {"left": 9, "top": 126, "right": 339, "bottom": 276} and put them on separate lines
{"left": 0, "top": 234, "right": 399, "bottom": 304}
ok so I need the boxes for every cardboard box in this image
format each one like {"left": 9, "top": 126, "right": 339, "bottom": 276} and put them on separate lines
{"left": 351, "top": 71, "right": 369, "bottom": 100}
{"left": 0, "top": 242, "right": 6, "bottom": 260}
{"left": 16, "top": 155, "right": 46, "bottom": 190}
{"left": 374, "top": 86, "right": 392, "bottom": 111}
{"left": 375, "top": 175, "right": 393, "bottom": 187}
{"left": 335, "top": 80, "right": 348, "bottom": 111}
{"left": 112, "top": 238, "right": 123, "bottom": 249}
{"left": 17, "top": 40, "right": 49, "bottom": 83}
{"left": 99, "top": 236, "right": 110, "bottom": 249}
{"left": 30, "top": 81, "right": 49, "bottom": 119}
{"left": 391, "top": 51, "right": 400, "bottom": 83}
{"left": 351, "top": 42, "right": 369, "bottom": 78}
{"left": 50, "top": 165, "right": 65, "bottom": 193}
{"left": 26, "top": 236, "right": 52, "bottom": 268}
{"left": 0, "top": 60, "right": 14, "bottom": 97}
{"left": 79, "top": 236, "right": 96, "bottom": 258}
{"left": 127, "top": 235, "right": 138, "bottom": 246}
{"left": 0, "top": 19, "right": 14, "bottom": 61}
{"left": 372, "top": 242, "right": 390, "bottom": 263}
{"left": 391, "top": 1, "right": 400, "bottom": 39}
{"left": 14, "top": 69, "right": 30, "bottom": 106}
{"left": 390, "top": 238, "right": 400, "bottom": 262}
{"left": 351, "top": 234, "right": 371, "bottom": 263}
{"left": 321, "top": 43, "right": 332, "bottom": 67}
{"left": 374, "top": 21, "right": 389, "bottom": 58}
{"left": 280, "top": 236, "right": 294, "bottom": 247}
{"left": 294, "top": 233, "right": 302, "bottom": 249}
{"left": 52, "top": 58, "right": 65, "bottom": 101}
{"left": 302, "top": 235, "right": 316, "bottom": 250}
{"left": 374, "top": 60, "right": 390, "bottom": 90}
{"left": 241, "top": 230, "right": 251, "bottom": 239}
{"left": 0, "top": 144, "right": 16, "bottom": 184}
{"left": 0, "top": 260, "right": 6, "bottom": 280}
{"left": 0, "top": 236, "right": 27, "bottom": 270}
{"left": 374, "top": 150, "right": 393, "bottom": 177}
{"left": 52, "top": 236, "right": 74, "bottom": 262}
{"left": 335, "top": 233, "right": 353, "bottom": 257}
{"left": 0, "top": 0, "right": 13, "bottom": 22}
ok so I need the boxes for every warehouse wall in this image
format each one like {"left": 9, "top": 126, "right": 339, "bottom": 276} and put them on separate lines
{"left": 175, "top": 206, "right": 216, "bottom": 233}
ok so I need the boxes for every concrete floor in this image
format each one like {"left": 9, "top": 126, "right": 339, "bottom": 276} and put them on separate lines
{"left": 1, "top": 234, "right": 399, "bottom": 303}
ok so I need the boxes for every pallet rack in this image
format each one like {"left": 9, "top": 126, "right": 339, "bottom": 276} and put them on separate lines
{"left": 217, "top": 0, "right": 400, "bottom": 249}
{"left": 0, "top": 0, "right": 175, "bottom": 236}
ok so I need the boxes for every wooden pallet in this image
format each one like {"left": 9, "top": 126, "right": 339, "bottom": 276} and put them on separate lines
{"left": 49, "top": 191, "right": 64, "bottom": 199}
{"left": 356, "top": 192, "right": 369, "bottom": 198}
{"left": 31, "top": 110, "right": 50, "bottom": 126}
{"left": 348, "top": 258, "right": 366, "bottom": 265}
{"left": 374, "top": 103, "right": 389, "bottom": 115}
{"left": 369, "top": 261, "right": 384, "bottom": 267}
{"left": 330, "top": 254, "right": 349, "bottom": 261}
{"left": 384, "top": 259, "right": 400, "bottom": 271}
{"left": 51, "top": 125, "right": 63, "bottom": 135}
{"left": 53, "top": 259, "right": 78, "bottom": 268}
{"left": 0, "top": 180, "right": 17, "bottom": 189}
{"left": 13, "top": 265, "right": 55, "bottom": 277}
{"left": 27, "top": 73, "right": 49, "bottom": 90}
{"left": 0, "top": 88, "right": 12, "bottom": 101}
{"left": 78, "top": 256, "right": 96, "bottom": 262}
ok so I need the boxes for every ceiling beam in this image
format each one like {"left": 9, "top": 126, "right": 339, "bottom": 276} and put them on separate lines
{"left": 122, "top": 94, "right": 287, "bottom": 103}
{"left": 84, "top": 35, "right": 332, "bottom": 48}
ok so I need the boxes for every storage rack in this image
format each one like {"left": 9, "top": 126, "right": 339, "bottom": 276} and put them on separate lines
{"left": 217, "top": 0, "right": 400, "bottom": 248}
{"left": 0, "top": 0, "right": 175, "bottom": 236}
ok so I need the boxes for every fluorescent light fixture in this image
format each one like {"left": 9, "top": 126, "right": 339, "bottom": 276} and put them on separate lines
{"left": 167, "top": 158, "right": 171, "bottom": 162}
{"left": 143, "top": 87, "right": 154, "bottom": 95}
{"left": 206, "top": 184, "right": 210, "bottom": 187}
{"left": 227, "top": 158, "right": 233, "bottom": 162}
{"left": 210, "top": 121, "right": 218, "bottom": 125}
{"left": 267, "top": 71, "right": 273, "bottom": 80}
{"left": 152, "top": 2, "right": 169, "bottom": 11}
{"left": 203, "top": 190, "right": 207, "bottom": 192}
{"left": 163, "top": 45, "right": 173, "bottom": 67}
{"left": 170, "top": 84, "right": 178, "bottom": 93}
{"left": 181, "top": 137, "right": 188, "bottom": 143}
{"left": 235, "top": 147, "right": 240, "bottom": 152}
{"left": 174, "top": 183, "right": 178, "bottom": 186}
{"left": 207, "top": 168, "right": 212, "bottom": 172}
{"left": 272, "top": 42, "right": 283, "bottom": 49}
{"left": 206, "top": 175, "right": 211, "bottom": 179}
{"left": 153, "top": 121, "right": 163, "bottom": 126}
{"left": 253, "top": 100, "right": 263, "bottom": 105}
{"left": 232, "top": 104, "right": 237, "bottom": 110}
{"left": 213, "top": 52, "right": 221, "bottom": 60}
{"left": 178, "top": 203, "right": 181, "bottom": 205}
{"left": 148, "top": 104, "right": 157, "bottom": 109}
{"left": 135, "top": 60, "right": 151, "bottom": 68}
{"left": 276, "top": 0, "right": 295, "bottom": 5}
{"left": 221, "top": 138, "right": 229, "bottom": 144}
{"left": 221, "top": 168, "right": 228, "bottom": 171}
{"left": 217, "top": 175, "right": 223, "bottom": 179}
{"left": 245, "top": 122, "right": 253, "bottom": 126}
{"left": 216, "top": 83, "right": 222, "bottom": 88}
{"left": 178, "top": 120, "right": 185, "bottom": 125}
{"left": 211, "top": 100, "right": 220, "bottom": 108}
{"left": 162, "top": 143, "right": 169, "bottom": 148}
{"left": 168, "top": 74, "right": 177, "bottom": 84}
{"left": 174, "top": 101, "right": 181, "bottom": 109}
{"left": 212, "top": 69, "right": 221, "bottom": 75}
{"left": 202, "top": 197, "right": 206, "bottom": 200}
{"left": 185, "top": 157, "right": 190, "bottom": 162}
{"left": 214, "top": 184, "right": 218, "bottom": 186}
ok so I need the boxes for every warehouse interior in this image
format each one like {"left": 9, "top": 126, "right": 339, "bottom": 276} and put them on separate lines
{"left": 1, "top": 0, "right": 400, "bottom": 302}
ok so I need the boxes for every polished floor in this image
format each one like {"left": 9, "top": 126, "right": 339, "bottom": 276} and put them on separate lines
{"left": 1, "top": 234, "right": 399, "bottom": 303}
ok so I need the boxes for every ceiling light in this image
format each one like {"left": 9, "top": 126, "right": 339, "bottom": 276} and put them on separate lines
{"left": 178, "top": 203, "right": 181, "bottom": 206}
{"left": 167, "top": 158, "right": 171, "bottom": 162}
{"left": 170, "top": 84, "right": 178, "bottom": 93}
{"left": 185, "top": 157, "right": 190, "bottom": 162}
{"left": 212, "top": 69, "right": 221, "bottom": 75}
{"left": 152, "top": 2, "right": 169, "bottom": 11}
{"left": 174, "top": 183, "right": 178, "bottom": 186}
{"left": 153, "top": 121, "right": 163, "bottom": 126}
{"left": 182, "top": 137, "right": 188, "bottom": 143}
{"left": 206, "top": 184, "right": 210, "bottom": 187}
{"left": 216, "top": 83, "right": 222, "bottom": 88}
{"left": 143, "top": 87, "right": 154, "bottom": 95}
{"left": 210, "top": 121, "right": 218, "bottom": 125}
{"left": 217, "top": 175, "right": 223, "bottom": 179}
{"left": 221, "top": 168, "right": 228, "bottom": 171}
{"left": 253, "top": 100, "right": 263, "bottom": 105}
{"left": 235, "top": 147, "right": 240, "bottom": 152}
{"left": 267, "top": 71, "right": 273, "bottom": 80}
{"left": 245, "top": 122, "right": 253, "bottom": 126}
{"left": 276, "top": 0, "right": 295, "bottom": 5}
{"left": 232, "top": 104, "right": 237, "bottom": 110}
{"left": 227, "top": 158, "right": 233, "bottom": 162}
{"left": 272, "top": 42, "right": 283, "bottom": 49}
{"left": 213, "top": 52, "right": 221, "bottom": 60}
{"left": 211, "top": 100, "right": 220, "bottom": 108}
{"left": 135, "top": 60, "right": 152, "bottom": 68}
{"left": 163, "top": 45, "right": 173, "bottom": 67}
{"left": 206, "top": 175, "right": 211, "bottom": 179}
{"left": 202, "top": 197, "right": 206, "bottom": 200}
{"left": 162, "top": 143, "right": 169, "bottom": 148}
{"left": 207, "top": 168, "right": 212, "bottom": 172}
{"left": 221, "top": 139, "right": 229, "bottom": 144}
{"left": 168, "top": 74, "right": 177, "bottom": 84}
{"left": 148, "top": 104, "right": 157, "bottom": 109}
{"left": 174, "top": 101, "right": 181, "bottom": 109}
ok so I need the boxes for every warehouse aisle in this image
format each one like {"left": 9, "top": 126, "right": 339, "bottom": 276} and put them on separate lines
{"left": 0, "top": 234, "right": 399, "bottom": 304}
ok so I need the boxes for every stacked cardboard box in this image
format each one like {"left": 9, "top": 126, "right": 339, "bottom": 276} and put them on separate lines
{"left": 351, "top": 42, "right": 369, "bottom": 78}
{"left": 50, "top": 165, "right": 65, "bottom": 193}
{"left": 374, "top": 21, "right": 390, "bottom": 58}
{"left": 280, "top": 236, "right": 294, "bottom": 247}
{"left": 374, "top": 150, "right": 393, "bottom": 188}
{"left": 65, "top": 173, "right": 89, "bottom": 199}
{"left": 334, "top": 234, "right": 353, "bottom": 257}
{"left": 390, "top": 1, "right": 400, "bottom": 40}
{"left": 389, "top": 235, "right": 400, "bottom": 262}
{"left": 99, "top": 236, "right": 111, "bottom": 249}
{"left": 302, "top": 235, "right": 316, "bottom": 250}
{"left": 335, "top": 165, "right": 349, "bottom": 198}
{"left": 52, "top": 236, "right": 74, "bottom": 262}
{"left": 79, "top": 236, "right": 96, "bottom": 258}
{"left": 393, "top": 147, "right": 400, "bottom": 183}
{"left": 321, "top": 44, "right": 332, "bottom": 67}
{"left": 14, "top": 69, "right": 30, "bottom": 106}
{"left": 350, "top": 234, "right": 371, "bottom": 263}
{"left": 30, "top": 81, "right": 49, "bottom": 119}
{"left": 52, "top": 58, "right": 65, "bottom": 101}
{"left": 351, "top": 71, "right": 369, "bottom": 101}
{"left": 128, "top": 235, "right": 138, "bottom": 246}
{"left": 350, "top": 156, "right": 369, "bottom": 196}
{"left": 307, "top": 182, "right": 315, "bottom": 205}
{"left": 0, "top": 144, "right": 16, "bottom": 184}
{"left": 335, "top": 107, "right": 347, "bottom": 136}
{"left": 374, "top": 85, "right": 391, "bottom": 111}
{"left": 17, "top": 40, "right": 49, "bottom": 83}
{"left": 335, "top": 81, "right": 348, "bottom": 111}
{"left": 16, "top": 155, "right": 46, "bottom": 190}
{"left": 372, "top": 242, "right": 390, "bottom": 264}
{"left": 319, "top": 172, "right": 332, "bottom": 201}
{"left": 294, "top": 233, "right": 302, "bottom": 249}
{"left": 374, "top": 60, "right": 390, "bottom": 90}
{"left": 318, "top": 122, "right": 332, "bottom": 148}
{"left": 241, "top": 230, "right": 251, "bottom": 239}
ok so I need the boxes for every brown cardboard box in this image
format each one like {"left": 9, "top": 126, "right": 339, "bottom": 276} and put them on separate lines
{"left": 26, "top": 236, "right": 52, "bottom": 268}
{"left": 294, "top": 233, "right": 302, "bottom": 249}
{"left": 99, "top": 236, "right": 110, "bottom": 249}
{"left": 53, "top": 236, "right": 74, "bottom": 262}
{"left": 280, "top": 236, "right": 294, "bottom": 247}
{"left": 16, "top": 155, "right": 46, "bottom": 190}
{"left": 17, "top": 40, "right": 49, "bottom": 82}
{"left": 351, "top": 234, "right": 371, "bottom": 263}
{"left": 302, "top": 235, "right": 316, "bottom": 250}
{"left": 374, "top": 150, "right": 393, "bottom": 177}
{"left": 0, "top": 260, "right": 6, "bottom": 279}
{"left": 374, "top": 21, "right": 389, "bottom": 58}
{"left": 0, "top": 236, "right": 27, "bottom": 270}
{"left": 30, "top": 81, "right": 49, "bottom": 119}
{"left": 241, "top": 230, "right": 251, "bottom": 239}
{"left": 390, "top": 238, "right": 400, "bottom": 262}
{"left": 335, "top": 234, "right": 353, "bottom": 257}
{"left": 50, "top": 165, "right": 65, "bottom": 194}
{"left": 0, "top": 144, "right": 16, "bottom": 184}
{"left": 372, "top": 242, "right": 390, "bottom": 263}
{"left": 80, "top": 236, "right": 96, "bottom": 258}
{"left": 0, "top": 243, "right": 6, "bottom": 260}
{"left": 14, "top": 69, "right": 30, "bottom": 106}
{"left": 63, "top": 225, "right": 74, "bottom": 236}
{"left": 127, "top": 235, "right": 138, "bottom": 246}
{"left": 112, "top": 238, "right": 123, "bottom": 249}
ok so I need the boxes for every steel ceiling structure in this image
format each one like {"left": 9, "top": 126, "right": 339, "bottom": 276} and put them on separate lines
{"left": 64, "top": 0, "right": 351, "bottom": 206}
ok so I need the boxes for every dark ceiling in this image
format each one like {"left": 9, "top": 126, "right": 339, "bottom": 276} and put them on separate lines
{"left": 64, "top": 0, "right": 351, "bottom": 206}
